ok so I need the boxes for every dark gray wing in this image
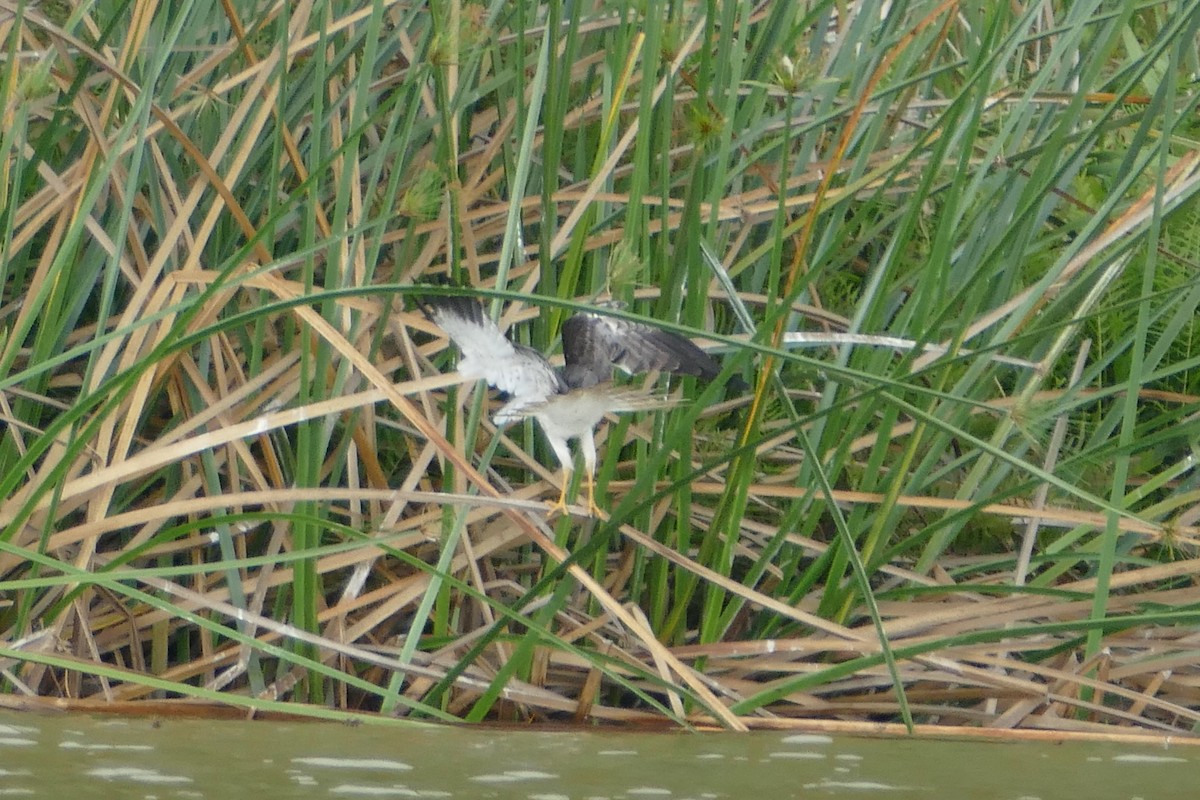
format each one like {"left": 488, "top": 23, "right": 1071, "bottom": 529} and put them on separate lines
{"left": 417, "top": 296, "right": 565, "bottom": 412}
{"left": 561, "top": 311, "right": 721, "bottom": 390}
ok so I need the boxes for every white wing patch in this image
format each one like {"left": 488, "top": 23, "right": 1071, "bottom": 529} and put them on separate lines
{"left": 424, "top": 301, "right": 562, "bottom": 426}
{"left": 426, "top": 308, "right": 514, "bottom": 381}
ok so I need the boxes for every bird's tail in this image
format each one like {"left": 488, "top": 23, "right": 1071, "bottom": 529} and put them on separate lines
{"left": 593, "top": 387, "right": 681, "bottom": 413}
{"left": 494, "top": 397, "right": 541, "bottom": 425}
{"left": 494, "top": 386, "right": 679, "bottom": 428}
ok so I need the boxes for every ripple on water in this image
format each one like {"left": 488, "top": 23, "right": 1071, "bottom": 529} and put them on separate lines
{"left": 0, "top": 724, "right": 36, "bottom": 749}
{"left": 469, "top": 769, "right": 557, "bottom": 783}
{"left": 0, "top": 725, "right": 35, "bottom": 736}
{"left": 85, "top": 767, "right": 193, "bottom": 785}
{"left": 291, "top": 757, "right": 413, "bottom": 771}
{"left": 1111, "top": 754, "right": 1187, "bottom": 764}
{"left": 765, "top": 751, "right": 826, "bottom": 760}
{"left": 60, "top": 741, "right": 154, "bottom": 752}
{"left": 803, "top": 779, "right": 911, "bottom": 792}
{"left": 327, "top": 786, "right": 449, "bottom": 797}
{"left": 0, "top": 739, "right": 35, "bottom": 748}
{"left": 779, "top": 734, "right": 834, "bottom": 745}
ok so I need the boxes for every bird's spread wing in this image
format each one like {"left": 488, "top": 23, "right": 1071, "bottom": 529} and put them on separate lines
{"left": 561, "top": 311, "right": 721, "bottom": 389}
{"left": 418, "top": 296, "right": 564, "bottom": 408}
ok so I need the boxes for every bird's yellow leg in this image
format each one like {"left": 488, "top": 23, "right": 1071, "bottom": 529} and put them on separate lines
{"left": 585, "top": 470, "right": 603, "bottom": 517}
{"left": 580, "top": 434, "right": 603, "bottom": 517}
{"left": 546, "top": 468, "right": 572, "bottom": 517}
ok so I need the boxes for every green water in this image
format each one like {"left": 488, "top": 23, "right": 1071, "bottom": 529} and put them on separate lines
{"left": 0, "top": 710, "right": 1193, "bottom": 798}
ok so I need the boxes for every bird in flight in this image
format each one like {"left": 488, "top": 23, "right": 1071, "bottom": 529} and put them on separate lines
{"left": 418, "top": 295, "right": 722, "bottom": 516}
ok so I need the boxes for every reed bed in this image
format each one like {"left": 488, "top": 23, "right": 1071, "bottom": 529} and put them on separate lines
{"left": 1, "top": 0, "right": 1200, "bottom": 734}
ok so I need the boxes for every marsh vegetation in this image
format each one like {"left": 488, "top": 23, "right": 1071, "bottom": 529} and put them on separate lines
{"left": 1, "top": 1, "right": 1199, "bottom": 734}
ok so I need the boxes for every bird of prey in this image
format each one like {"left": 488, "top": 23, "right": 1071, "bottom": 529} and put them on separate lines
{"left": 418, "top": 295, "right": 722, "bottom": 516}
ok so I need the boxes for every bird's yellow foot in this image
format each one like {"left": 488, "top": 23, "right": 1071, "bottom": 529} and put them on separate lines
{"left": 546, "top": 495, "right": 572, "bottom": 517}
{"left": 546, "top": 479, "right": 573, "bottom": 517}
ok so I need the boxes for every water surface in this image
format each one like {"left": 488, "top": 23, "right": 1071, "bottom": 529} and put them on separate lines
{"left": 0, "top": 710, "right": 1192, "bottom": 798}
